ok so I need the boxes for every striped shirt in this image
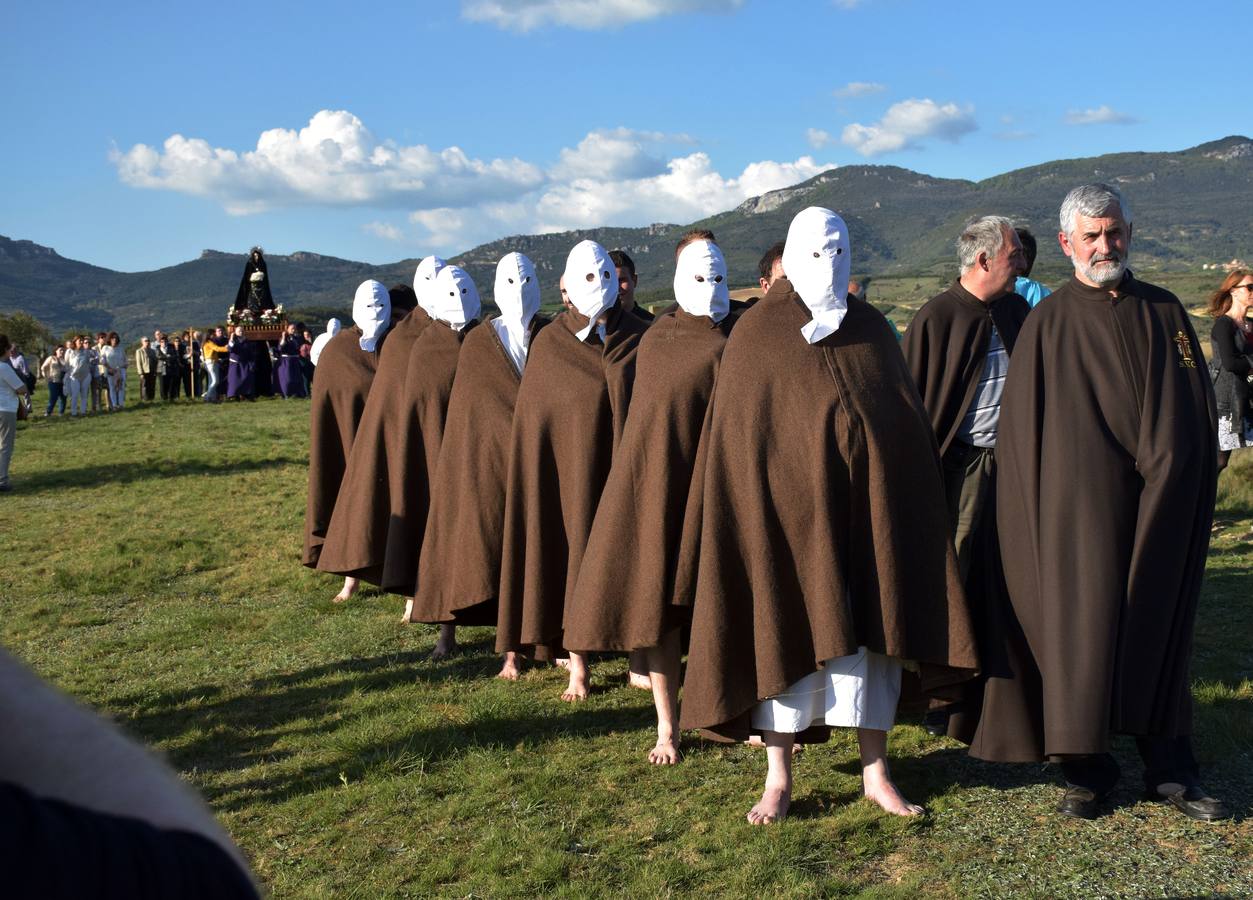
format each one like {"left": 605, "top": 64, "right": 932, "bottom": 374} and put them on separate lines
{"left": 956, "top": 325, "right": 1008, "bottom": 448}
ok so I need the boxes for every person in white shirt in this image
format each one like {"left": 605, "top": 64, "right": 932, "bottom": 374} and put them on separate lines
{"left": 101, "top": 332, "right": 128, "bottom": 409}
{"left": 0, "top": 333, "right": 30, "bottom": 492}
{"left": 64, "top": 336, "right": 92, "bottom": 417}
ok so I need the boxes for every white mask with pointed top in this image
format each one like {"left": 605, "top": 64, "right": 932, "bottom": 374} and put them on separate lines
{"left": 310, "top": 317, "right": 341, "bottom": 366}
{"left": 412, "top": 255, "right": 447, "bottom": 316}
{"left": 353, "top": 280, "right": 391, "bottom": 352}
{"left": 562, "top": 240, "right": 618, "bottom": 341}
{"left": 782, "top": 206, "right": 851, "bottom": 343}
{"left": 430, "top": 265, "right": 481, "bottom": 331}
{"left": 673, "top": 240, "right": 730, "bottom": 322}
{"left": 494, "top": 252, "right": 541, "bottom": 340}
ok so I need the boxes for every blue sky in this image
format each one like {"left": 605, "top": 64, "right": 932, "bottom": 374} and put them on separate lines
{"left": 2, "top": 0, "right": 1245, "bottom": 272}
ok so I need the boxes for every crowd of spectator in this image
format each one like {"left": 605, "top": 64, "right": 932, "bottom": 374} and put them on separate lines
{"left": 7, "top": 325, "right": 319, "bottom": 419}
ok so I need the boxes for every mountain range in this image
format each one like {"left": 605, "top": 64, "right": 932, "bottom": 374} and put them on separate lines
{"left": 2, "top": 135, "right": 1250, "bottom": 337}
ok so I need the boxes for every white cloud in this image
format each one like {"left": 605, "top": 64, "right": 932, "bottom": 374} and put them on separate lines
{"left": 806, "top": 128, "right": 835, "bottom": 149}
{"left": 1065, "top": 105, "right": 1138, "bottom": 126}
{"left": 461, "top": 0, "right": 744, "bottom": 31}
{"left": 111, "top": 110, "right": 545, "bottom": 215}
{"left": 841, "top": 98, "right": 976, "bottom": 156}
{"left": 112, "top": 109, "right": 836, "bottom": 256}
{"left": 363, "top": 221, "right": 404, "bottom": 241}
{"left": 834, "top": 81, "right": 886, "bottom": 98}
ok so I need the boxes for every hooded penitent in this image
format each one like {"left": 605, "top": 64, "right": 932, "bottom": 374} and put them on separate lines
{"left": 409, "top": 253, "right": 550, "bottom": 625}
{"left": 495, "top": 242, "right": 649, "bottom": 659}
{"left": 368, "top": 265, "right": 482, "bottom": 595}
{"left": 310, "top": 318, "right": 341, "bottom": 366}
{"left": 413, "top": 255, "right": 448, "bottom": 316}
{"left": 315, "top": 263, "right": 442, "bottom": 584}
{"left": 491, "top": 252, "right": 542, "bottom": 376}
{"left": 353, "top": 280, "right": 392, "bottom": 352}
{"left": 302, "top": 300, "right": 389, "bottom": 568}
{"left": 781, "top": 206, "right": 851, "bottom": 343}
{"left": 565, "top": 240, "right": 737, "bottom": 653}
{"left": 563, "top": 240, "right": 619, "bottom": 341}
{"left": 678, "top": 207, "right": 978, "bottom": 742}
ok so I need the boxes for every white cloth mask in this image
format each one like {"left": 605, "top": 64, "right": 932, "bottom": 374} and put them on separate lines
{"left": 673, "top": 240, "right": 730, "bottom": 322}
{"left": 493, "top": 252, "right": 541, "bottom": 375}
{"left": 353, "top": 280, "right": 391, "bottom": 352}
{"left": 782, "top": 206, "right": 851, "bottom": 344}
{"left": 431, "top": 265, "right": 481, "bottom": 331}
{"left": 412, "top": 255, "right": 448, "bottom": 316}
{"left": 310, "top": 317, "right": 341, "bottom": 366}
{"left": 562, "top": 240, "right": 619, "bottom": 341}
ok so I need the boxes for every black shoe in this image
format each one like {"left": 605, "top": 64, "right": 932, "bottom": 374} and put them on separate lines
{"left": 923, "top": 708, "right": 949, "bottom": 737}
{"left": 1147, "top": 786, "right": 1231, "bottom": 822}
{"left": 1057, "top": 786, "right": 1104, "bottom": 820}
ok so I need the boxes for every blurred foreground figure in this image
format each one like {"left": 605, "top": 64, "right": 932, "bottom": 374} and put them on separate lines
{"left": 994, "top": 183, "right": 1227, "bottom": 821}
{"left": 0, "top": 647, "right": 258, "bottom": 898}
{"left": 679, "top": 207, "right": 978, "bottom": 825}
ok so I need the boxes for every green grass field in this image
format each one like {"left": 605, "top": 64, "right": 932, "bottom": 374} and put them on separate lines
{"left": 3, "top": 398, "right": 1251, "bottom": 898}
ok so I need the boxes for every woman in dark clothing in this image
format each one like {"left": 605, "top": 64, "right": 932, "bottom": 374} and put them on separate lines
{"left": 1208, "top": 268, "right": 1253, "bottom": 472}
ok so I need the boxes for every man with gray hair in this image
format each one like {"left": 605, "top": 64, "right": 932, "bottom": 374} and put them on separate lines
{"left": 992, "top": 183, "right": 1225, "bottom": 821}
{"left": 903, "top": 215, "right": 1030, "bottom": 746}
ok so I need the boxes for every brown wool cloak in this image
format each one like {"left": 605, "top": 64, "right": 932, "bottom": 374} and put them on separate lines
{"left": 314, "top": 308, "right": 431, "bottom": 583}
{"left": 302, "top": 326, "right": 385, "bottom": 567}
{"left": 408, "top": 315, "right": 550, "bottom": 625}
{"left": 903, "top": 283, "right": 1030, "bottom": 455}
{"left": 678, "top": 280, "right": 979, "bottom": 742}
{"left": 903, "top": 282, "right": 1039, "bottom": 761}
{"left": 495, "top": 305, "right": 649, "bottom": 658}
{"left": 379, "top": 318, "right": 481, "bottom": 594}
{"left": 564, "top": 308, "right": 737, "bottom": 652}
{"left": 992, "top": 273, "right": 1217, "bottom": 761}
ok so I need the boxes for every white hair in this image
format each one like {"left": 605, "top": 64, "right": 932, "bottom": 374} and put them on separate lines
{"left": 1059, "top": 183, "right": 1132, "bottom": 238}
{"left": 957, "top": 215, "right": 1014, "bottom": 275}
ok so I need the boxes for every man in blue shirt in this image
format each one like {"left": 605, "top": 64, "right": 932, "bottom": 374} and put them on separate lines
{"left": 1013, "top": 227, "right": 1051, "bottom": 307}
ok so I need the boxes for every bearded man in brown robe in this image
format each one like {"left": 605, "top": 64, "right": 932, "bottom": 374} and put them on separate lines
{"left": 995, "top": 183, "right": 1227, "bottom": 821}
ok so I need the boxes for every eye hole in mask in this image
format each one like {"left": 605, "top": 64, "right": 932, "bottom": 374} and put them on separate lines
{"left": 603, "top": 270, "right": 611, "bottom": 280}
{"left": 461, "top": 288, "right": 468, "bottom": 295}
{"left": 523, "top": 276, "right": 531, "bottom": 283}
{"left": 585, "top": 273, "right": 595, "bottom": 282}
{"left": 508, "top": 278, "right": 515, "bottom": 284}
{"left": 714, "top": 275, "right": 723, "bottom": 283}
{"left": 695, "top": 275, "right": 705, "bottom": 283}
{"left": 836, "top": 248, "right": 843, "bottom": 255}
{"left": 812, "top": 251, "right": 820, "bottom": 258}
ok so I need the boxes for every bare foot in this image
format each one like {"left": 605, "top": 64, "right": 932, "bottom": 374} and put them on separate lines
{"left": 648, "top": 737, "right": 680, "bottom": 765}
{"left": 497, "top": 652, "right": 521, "bottom": 681}
{"left": 628, "top": 671, "right": 652, "bottom": 690}
{"left": 400, "top": 597, "right": 415, "bottom": 624}
{"left": 747, "top": 782, "right": 791, "bottom": 825}
{"left": 863, "top": 776, "right": 925, "bottom": 817}
{"left": 332, "top": 576, "right": 359, "bottom": 604}
{"left": 429, "top": 624, "right": 456, "bottom": 660}
{"left": 561, "top": 655, "right": 589, "bottom": 702}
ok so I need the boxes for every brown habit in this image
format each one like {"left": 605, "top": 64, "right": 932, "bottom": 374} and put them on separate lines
{"left": 903, "top": 282, "right": 1038, "bottom": 761}
{"left": 495, "top": 305, "right": 649, "bottom": 658}
{"left": 678, "top": 281, "right": 979, "bottom": 742}
{"left": 565, "top": 308, "right": 736, "bottom": 652}
{"left": 992, "top": 273, "right": 1217, "bottom": 761}
{"left": 314, "top": 308, "right": 431, "bottom": 584}
{"left": 302, "top": 326, "right": 384, "bottom": 567}
{"left": 409, "top": 315, "right": 549, "bottom": 625}
{"left": 902, "top": 282, "right": 1029, "bottom": 455}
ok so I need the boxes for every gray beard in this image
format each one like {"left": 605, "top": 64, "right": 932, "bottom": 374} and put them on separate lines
{"left": 1075, "top": 253, "right": 1127, "bottom": 287}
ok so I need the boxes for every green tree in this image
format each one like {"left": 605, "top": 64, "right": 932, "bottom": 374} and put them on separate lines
{"left": 0, "top": 311, "right": 56, "bottom": 357}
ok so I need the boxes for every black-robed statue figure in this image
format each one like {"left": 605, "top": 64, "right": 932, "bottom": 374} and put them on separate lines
{"left": 232, "top": 246, "right": 276, "bottom": 397}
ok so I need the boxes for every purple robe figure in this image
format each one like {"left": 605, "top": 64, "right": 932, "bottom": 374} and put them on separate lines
{"left": 275, "top": 334, "right": 307, "bottom": 398}
{"left": 226, "top": 335, "right": 256, "bottom": 400}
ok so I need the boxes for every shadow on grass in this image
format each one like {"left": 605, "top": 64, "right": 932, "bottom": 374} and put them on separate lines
{"left": 112, "top": 641, "right": 656, "bottom": 811}
{"left": 21, "top": 455, "right": 302, "bottom": 491}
